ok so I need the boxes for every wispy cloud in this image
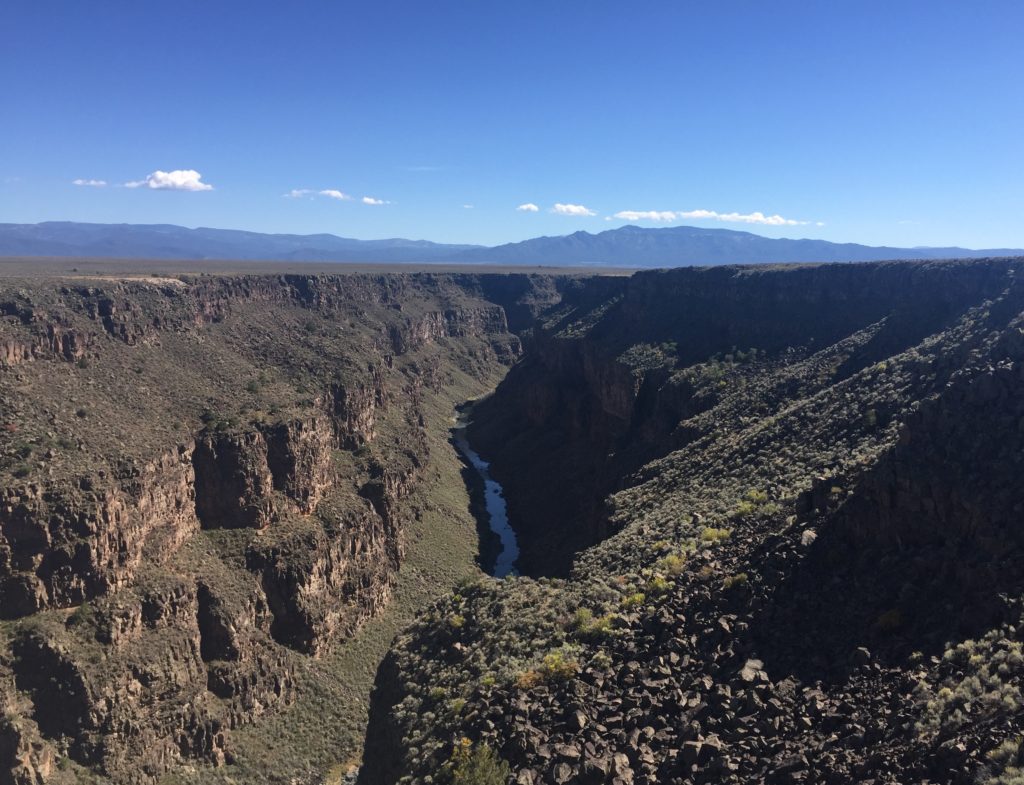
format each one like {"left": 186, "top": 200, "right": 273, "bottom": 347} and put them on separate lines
{"left": 125, "top": 169, "right": 213, "bottom": 191}
{"left": 611, "top": 208, "right": 817, "bottom": 226}
{"left": 516, "top": 203, "right": 539, "bottom": 212}
{"left": 285, "top": 188, "right": 353, "bottom": 201}
{"left": 462, "top": 204, "right": 474, "bottom": 209}
{"left": 611, "top": 210, "right": 676, "bottom": 222}
{"left": 72, "top": 178, "right": 107, "bottom": 187}
{"left": 552, "top": 203, "right": 596, "bottom": 217}
{"left": 362, "top": 196, "right": 389, "bottom": 205}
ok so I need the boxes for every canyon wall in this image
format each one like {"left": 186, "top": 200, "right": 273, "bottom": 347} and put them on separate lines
{"left": 0, "top": 271, "right": 557, "bottom": 784}
{"left": 469, "top": 259, "right": 1018, "bottom": 574}
{"left": 366, "top": 259, "right": 1024, "bottom": 785}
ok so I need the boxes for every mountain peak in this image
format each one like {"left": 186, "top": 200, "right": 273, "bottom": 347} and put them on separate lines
{"left": 0, "top": 221, "right": 1020, "bottom": 268}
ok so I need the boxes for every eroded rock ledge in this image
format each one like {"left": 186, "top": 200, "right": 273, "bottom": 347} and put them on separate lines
{"left": 0, "top": 271, "right": 567, "bottom": 784}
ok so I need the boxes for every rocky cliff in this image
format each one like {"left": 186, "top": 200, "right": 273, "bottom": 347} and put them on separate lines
{"left": 10, "top": 260, "right": 1024, "bottom": 785}
{"left": 365, "top": 259, "right": 1024, "bottom": 785}
{"left": 0, "top": 271, "right": 559, "bottom": 784}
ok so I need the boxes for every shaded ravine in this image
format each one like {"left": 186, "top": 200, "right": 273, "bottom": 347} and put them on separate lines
{"left": 453, "top": 411, "right": 520, "bottom": 577}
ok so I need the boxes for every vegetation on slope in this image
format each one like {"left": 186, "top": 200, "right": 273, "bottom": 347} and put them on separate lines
{"left": 364, "top": 260, "right": 1024, "bottom": 785}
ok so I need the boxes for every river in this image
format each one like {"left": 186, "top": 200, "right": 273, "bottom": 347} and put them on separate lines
{"left": 452, "top": 415, "right": 520, "bottom": 577}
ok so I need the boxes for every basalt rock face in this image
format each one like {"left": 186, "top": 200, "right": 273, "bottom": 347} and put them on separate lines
{"left": 0, "top": 271, "right": 551, "bottom": 784}
{"left": 193, "top": 430, "right": 276, "bottom": 530}
{"left": 469, "top": 259, "right": 1019, "bottom": 575}
{"left": 0, "top": 444, "right": 200, "bottom": 619}
{"left": 367, "top": 259, "right": 1024, "bottom": 785}
{"left": 262, "top": 415, "right": 336, "bottom": 513}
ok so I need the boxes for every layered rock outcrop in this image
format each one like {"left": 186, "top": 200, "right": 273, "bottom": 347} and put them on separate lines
{"left": 0, "top": 444, "right": 199, "bottom": 618}
{"left": 0, "top": 271, "right": 545, "bottom": 784}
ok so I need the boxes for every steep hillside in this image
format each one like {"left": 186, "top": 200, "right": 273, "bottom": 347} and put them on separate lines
{"left": 363, "top": 259, "right": 1024, "bottom": 785}
{"left": 0, "top": 271, "right": 572, "bottom": 785}
{"left": 7, "top": 261, "right": 1024, "bottom": 785}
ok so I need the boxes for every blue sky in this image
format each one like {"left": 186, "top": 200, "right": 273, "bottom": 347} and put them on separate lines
{"left": 2, "top": 1, "right": 1022, "bottom": 247}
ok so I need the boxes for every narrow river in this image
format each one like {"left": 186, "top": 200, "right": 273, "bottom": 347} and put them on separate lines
{"left": 453, "top": 414, "right": 520, "bottom": 577}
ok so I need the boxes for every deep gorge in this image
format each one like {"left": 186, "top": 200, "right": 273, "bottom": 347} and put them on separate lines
{"left": 361, "top": 258, "right": 1024, "bottom": 785}
{"left": 0, "top": 270, "right": 586, "bottom": 785}
{"left": 453, "top": 409, "right": 520, "bottom": 578}
{"left": 4, "top": 260, "right": 1024, "bottom": 785}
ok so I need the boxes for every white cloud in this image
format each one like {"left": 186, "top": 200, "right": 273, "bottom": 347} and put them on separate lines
{"left": 285, "top": 188, "right": 354, "bottom": 201}
{"left": 612, "top": 210, "right": 677, "bottom": 222}
{"left": 610, "top": 208, "right": 814, "bottom": 226}
{"left": 72, "top": 178, "right": 107, "bottom": 187}
{"left": 680, "top": 209, "right": 809, "bottom": 226}
{"left": 362, "top": 196, "right": 389, "bottom": 205}
{"left": 516, "top": 203, "right": 540, "bottom": 212}
{"left": 462, "top": 204, "right": 474, "bottom": 209}
{"left": 125, "top": 169, "right": 213, "bottom": 191}
{"left": 552, "top": 203, "right": 596, "bottom": 217}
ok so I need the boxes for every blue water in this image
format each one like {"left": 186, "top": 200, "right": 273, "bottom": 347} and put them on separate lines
{"left": 453, "top": 419, "right": 520, "bottom": 577}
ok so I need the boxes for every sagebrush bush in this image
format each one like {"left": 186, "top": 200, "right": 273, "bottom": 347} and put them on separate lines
{"left": 700, "top": 527, "right": 732, "bottom": 544}
{"left": 985, "top": 738, "right": 1024, "bottom": 785}
{"left": 571, "top": 608, "right": 617, "bottom": 641}
{"left": 448, "top": 740, "right": 510, "bottom": 785}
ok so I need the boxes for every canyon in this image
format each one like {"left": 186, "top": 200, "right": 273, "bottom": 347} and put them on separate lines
{"left": 0, "top": 269, "right": 572, "bottom": 784}
{"left": 361, "top": 259, "right": 1024, "bottom": 785}
{"left": 2, "top": 259, "right": 1024, "bottom": 785}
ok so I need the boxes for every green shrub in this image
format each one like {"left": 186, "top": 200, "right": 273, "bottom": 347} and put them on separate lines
{"left": 571, "top": 608, "right": 617, "bottom": 641}
{"left": 448, "top": 698, "right": 466, "bottom": 715}
{"left": 916, "top": 634, "right": 1024, "bottom": 736}
{"left": 655, "top": 552, "right": 686, "bottom": 576}
{"left": 723, "top": 572, "right": 748, "bottom": 590}
{"left": 734, "top": 489, "right": 781, "bottom": 517}
{"left": 448, "top": 740, "right": 511, "bottom": 785}
{"left": 620, "top": 591, "right": 646, "bottom": 609}
{"left": 539, "top": 647, "right": 580, "bottom": 681}
{"left": 985, "top": 737, "right": 1024, "bottom": 785}
{"left": 516, "top": 646, "right": 581, "bottom": 689}
{"left": 700, "top": 527, "right": 732, "bottom": 543}
{"left": 647, "top": 574, "right": 672, "bottom": 595}
{"left": 590, "top": 649, "right": 613, "bottom": 669}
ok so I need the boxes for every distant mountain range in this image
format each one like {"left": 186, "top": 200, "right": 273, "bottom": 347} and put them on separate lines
{"left": 1, "top": 221, "right": 1021, "bottom": 267}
